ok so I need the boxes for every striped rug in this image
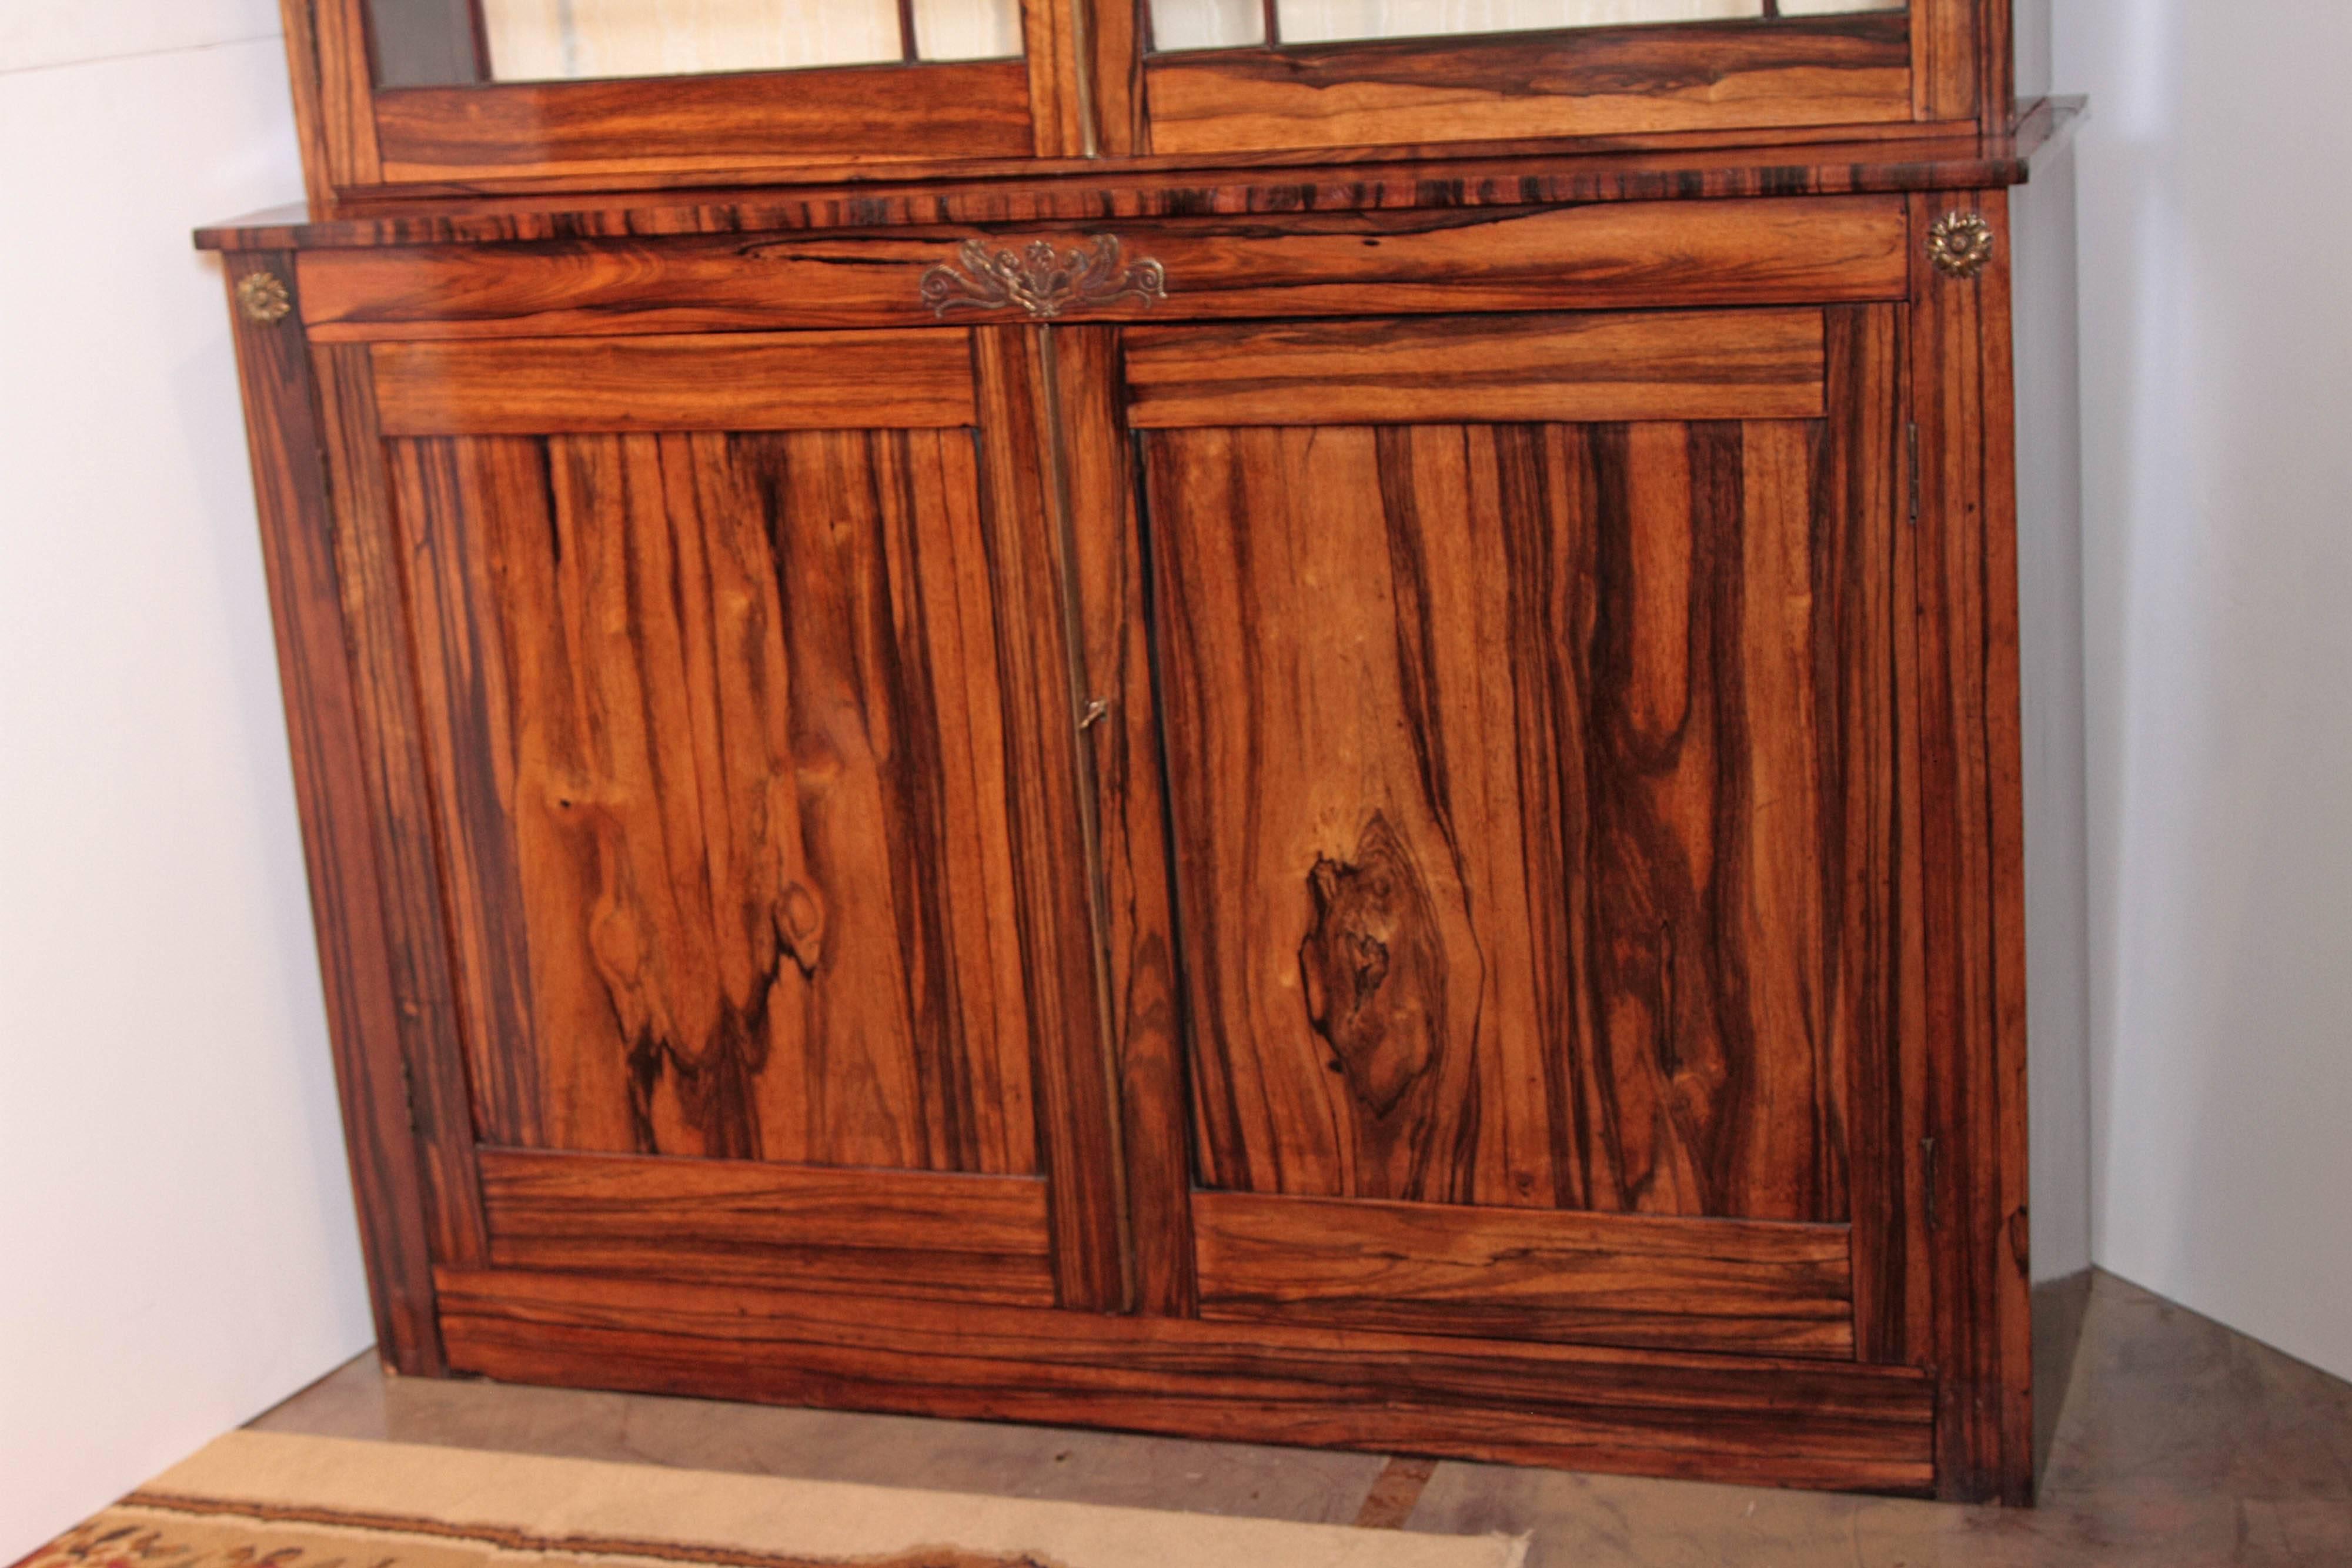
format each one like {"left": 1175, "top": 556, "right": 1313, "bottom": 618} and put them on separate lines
{"left": 16, "top": 1432, "right": 1523, "bottom": 1568}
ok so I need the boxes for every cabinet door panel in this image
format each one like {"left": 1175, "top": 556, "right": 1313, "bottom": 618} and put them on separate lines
{"left": 395, "top": 424, "right": 1042, "bottom": 1172}
{"left": 1135, "top": 305, "right": 1906, "bottom": 1355}
{"left": 316, "top": 323, "right": 1122, "bottom": 1312}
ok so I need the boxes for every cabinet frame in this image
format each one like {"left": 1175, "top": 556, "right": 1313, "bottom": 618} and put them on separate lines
{"left": 220, "top": 177, "right": 2035, "bottom": 1499}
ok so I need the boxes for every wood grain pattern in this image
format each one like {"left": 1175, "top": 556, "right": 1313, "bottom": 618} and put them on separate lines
{"left": 1054, "top": 325, "right": 1195, "bottom": 1316}
{"left": 1825, "top": 303, "right": 1928, "bottom": 1375}
{"left": 293, "top": 198, "right": 1907, "bottom": 342}
{"left": 373, "top": 62, "right": 1036, "bottom": 181}
{"left": 435, "top": 1265, "right": 1937, "bottom": 1493}
{"left": 1088, "top": 0, "right": 1146, "bottom": 156}
{"left": 310, "top": 0, "right": 383, "bottom": 188}
{"left": 1123, "top": 309, "right": 1826, "bottom": 428}
{"left": 1912, "top": 0, "right": 1980, "bottom": 126}
{"left": 968, "top": 326, "right": 1128, "bottom": 1311}
{"left": 1144, "top": 339, "right": 1897, "bottom": 1222}
{"left": 1195, "top": 1191, "right": 1855, "bottom": 1358}
{"left": 201, "top": 126, "right": 2040, "bottom": 250}
{"left": 369, "top": 332, "right": 975, "bottom": 433}
{"left": 1020, "top": 0, "right": 1089, "bottom": 157}
{"left": 1908, "top": 187, "right": 2033, "bottom": 1505}
{"left": 478, "top": 1149, "right": 1057, "bottom": 1305}
{"left": 393, "top": 425, "right": 1044, "bottom": 1176}
{"left": 223, "top": 254, "right": 444, "bottom": 1373}
{"left": 272, "top": 0, "right": 341, "bottom": 217}
{"left": 312, "top": 344, "right": 493, "bottom": 1277}
{"left": 1145, "top": 14, "right": 1912, "bottom": 157}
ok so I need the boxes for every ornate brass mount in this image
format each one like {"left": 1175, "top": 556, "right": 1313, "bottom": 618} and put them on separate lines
{"left": 1927, "top": 212, "right": 1997, "bottom": 279}
{"left": 237, "top": 270, "right": 294, "bottom": 325}
{"left": 920, "top": 235, "right": 1168, "bottom": 320}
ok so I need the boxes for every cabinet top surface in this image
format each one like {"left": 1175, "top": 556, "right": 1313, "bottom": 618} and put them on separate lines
{"left": 199, "top": 97, "right": 2073, "bottom": 252}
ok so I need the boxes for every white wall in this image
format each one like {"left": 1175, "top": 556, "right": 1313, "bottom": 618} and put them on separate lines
{"left": 2063, "top": 1, "right": 2352, "bottom": 1383}
{"left": 0, "top": 8, "right": 373, "bottom": 1556}
{"left": 2013, "top": 129, "right": 2092, "bottom": 1285}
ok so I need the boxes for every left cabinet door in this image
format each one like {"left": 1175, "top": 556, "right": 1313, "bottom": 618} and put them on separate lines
{"left": 308, "top": 326, "right": 1122, "bottom": 1346}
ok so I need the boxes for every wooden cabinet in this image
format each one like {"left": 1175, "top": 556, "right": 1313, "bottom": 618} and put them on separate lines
{"left": 203, "top": 0, "right": 2069, "bottom": 1506}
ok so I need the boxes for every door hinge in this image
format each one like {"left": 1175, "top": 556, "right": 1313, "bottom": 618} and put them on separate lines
{"left": 1907, "top": 422, "right": 1921, "bottom": 528}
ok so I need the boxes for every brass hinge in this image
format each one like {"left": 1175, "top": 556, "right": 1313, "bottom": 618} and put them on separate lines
{"left": 1907, "top": 423, "right": 1921, "bottom": 528}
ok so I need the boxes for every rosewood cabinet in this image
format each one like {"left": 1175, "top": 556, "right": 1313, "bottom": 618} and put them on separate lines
{"left": 203, "top": 0, "right": 2074, "bottom": 1506}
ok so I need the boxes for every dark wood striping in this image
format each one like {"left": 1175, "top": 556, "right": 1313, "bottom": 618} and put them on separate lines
{"left": 221, "top": 255, "right": 445, "bottom": 1373}
{"left": 435, "top": 1265, "right": 1940, "bottom": 1494}
{"left": 1143, "top": 392, "right": 1892, "bottom": 1222}
{"left": 1145, "top": 15, "right": 1913, "bottom": 157}
{"left": 372, "top": 62, "right": 1038, "bottom": 179}
{"left": 291, "top": 199, "right": 1909, "bottom": 342}
{"left": 1121, "top": 309, "right": 1828, "bottom": 428}
{"left": 1195, "top": 1191, "right": 1856, "bottom": 1358}
{"left": 476, "top": 1149, "right": 1058, "bottom": 1306}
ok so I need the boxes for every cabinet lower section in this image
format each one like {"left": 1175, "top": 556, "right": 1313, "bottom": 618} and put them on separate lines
{"left": 215, "top": 181, "right": 2037, "bottom": 1506}
{"left": 433, "top": 1266, "right": 1939, "bottom": 1495}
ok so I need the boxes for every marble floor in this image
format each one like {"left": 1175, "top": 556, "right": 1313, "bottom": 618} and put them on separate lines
{"left": 251, "top": 1272, "right": 2352, "bottom": 1566}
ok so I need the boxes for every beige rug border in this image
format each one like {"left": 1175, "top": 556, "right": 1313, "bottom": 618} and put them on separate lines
{"left": 145, "top": 1431, "right": 1525, "bottom": 1568}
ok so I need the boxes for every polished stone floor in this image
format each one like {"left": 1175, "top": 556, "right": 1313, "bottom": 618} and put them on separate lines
{"left": 251, "top": 1272, "right": 2352, "bottom": 1564}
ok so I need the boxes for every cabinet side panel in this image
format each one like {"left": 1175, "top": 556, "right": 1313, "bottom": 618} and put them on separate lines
{"left": 1908, "top": 188, "right": 2033, "bottom": 1505}
{"left": 313, "top": 343, "right": 494, "bottom": 1275}
{"left": 225, "top": 256, "right": 446, "bottom": 1373}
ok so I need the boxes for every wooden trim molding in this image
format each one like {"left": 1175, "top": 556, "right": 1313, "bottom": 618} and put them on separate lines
{"left": 477, "top": 1151, "right": 1059, "bottom": 1306}
{"left": 1144, "top": 14, "right": 1913, "bottom": 158}
{"left": 435, "top": 1266, "right": 1939, "bottom": 1493}
{"left": 222, "top": 253, "right": 445, "bottom": 1372}
{"left": 1193, "top": 1193, "right": 1856, "bottom": 1359}
{"left": 373, "top": 62, "right": 1038, "bottom": 183}
{"left": 1907, "top": 187, "right": 2033, "bottom": 1505}
{"left": 289, "top": 198, "right": 1909, "bottom": 342}
{"left": 1121, "top": 308, "right": 1828, "bottom": 428}
{"left": 368, "top": 330, "right": 978, "bottom": 433}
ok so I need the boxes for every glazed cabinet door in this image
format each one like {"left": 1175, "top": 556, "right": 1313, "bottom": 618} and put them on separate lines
{"left": 290, "top": 0, "right": 1085, "bottom": 205}
{"left": 310, "top": 326, "right": 1122, "bottom": 1326}
{"left": 1100, "top": 305, "right": 1923, "bottom": 1363}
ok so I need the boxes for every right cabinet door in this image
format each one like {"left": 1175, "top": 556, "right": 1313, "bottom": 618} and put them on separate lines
{"left": 1130, "top": 303, "right": 1921, "bottom": 1362}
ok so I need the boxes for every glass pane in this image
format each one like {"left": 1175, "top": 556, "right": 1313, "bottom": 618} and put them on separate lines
{"left": 1145, "top": 0, "right": 1902, "bottom": 54}
{"left": 366, "top": 0, "right": 1024, "bottom": 86}
{"left": 1150, "top": 0, "right": 1264, "bottom": 51}
{"left": 913, "top": 0, "right": 1025, "bottom": 58}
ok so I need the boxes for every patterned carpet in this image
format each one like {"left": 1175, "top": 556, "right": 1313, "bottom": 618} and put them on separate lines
{"left": 15, "top": 1432, "right": 1523, "bottom": 1568}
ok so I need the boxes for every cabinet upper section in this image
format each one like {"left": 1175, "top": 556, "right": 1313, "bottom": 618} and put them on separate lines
{"left": 282, "top": 0, "right": 2014, "bottom": 210}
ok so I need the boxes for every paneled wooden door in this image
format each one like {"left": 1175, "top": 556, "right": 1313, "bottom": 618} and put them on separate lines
{"left": 310, "top": 325, "right": 1124, "bottom": 1326}
{"left": 1086, "top": 305, "right": 1927, "bottom": 1365}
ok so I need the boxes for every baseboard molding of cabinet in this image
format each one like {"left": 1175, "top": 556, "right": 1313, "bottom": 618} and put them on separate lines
{"left": 432, "top": 1266, "right": 1937, "bottom": 1497}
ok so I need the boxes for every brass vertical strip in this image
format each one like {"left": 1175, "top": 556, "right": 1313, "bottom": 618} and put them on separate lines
{"left": 1037, "top": 323, "right": 1137, "bottom": 1310}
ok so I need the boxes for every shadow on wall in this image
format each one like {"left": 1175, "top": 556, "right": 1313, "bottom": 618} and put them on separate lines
{"left": 2068, "top": 0, "right": 2352, "bottom": 1383}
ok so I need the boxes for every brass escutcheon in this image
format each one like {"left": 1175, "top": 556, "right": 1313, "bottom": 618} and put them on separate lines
{"left": 238, "top": 270, "right": 294, "bottom": 325}
{"left": 920, "top": 235, "right": 1167, "bottom": 320}
{"left": 1927, "top": 212, "right": 1998, "bottom": 279}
